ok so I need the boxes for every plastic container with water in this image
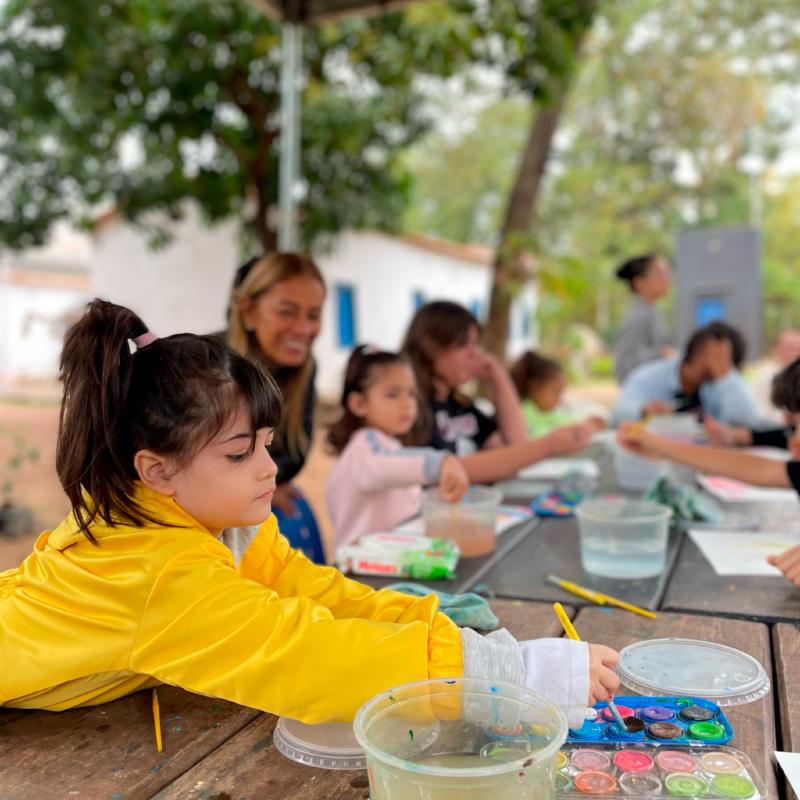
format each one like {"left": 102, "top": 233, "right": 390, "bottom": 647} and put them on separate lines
{"left": 354, "top": 677, "right": 567, "bottom": 800}
{"left": 575, "top": 498, "right": 673, "bottom": 579}
{"left": 613, "top": 446, "right": 668, "bottom": 492}
{"left": 423, "top": 485, "right": 502, "bottom": 558}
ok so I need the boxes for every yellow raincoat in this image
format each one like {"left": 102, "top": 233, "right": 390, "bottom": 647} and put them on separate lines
{"left": 0, "top": 485, "right": 462, "bottom": 722}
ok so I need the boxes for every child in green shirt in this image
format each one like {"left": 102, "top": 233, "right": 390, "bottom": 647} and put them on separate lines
{"left": 511, "top": 351, "right": 603, "bottom": 437}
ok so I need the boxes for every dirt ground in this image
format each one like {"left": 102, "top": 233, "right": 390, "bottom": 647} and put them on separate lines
{"left": 0, "top": 382, "right": 616, "bottom": 570}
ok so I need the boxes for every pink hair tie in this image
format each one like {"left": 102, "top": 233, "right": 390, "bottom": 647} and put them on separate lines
{"left": 361, "top": 344, "right": 380, "bottom": 355}
{"left": 133, "top": 331, "right": 158, "bottom": 350}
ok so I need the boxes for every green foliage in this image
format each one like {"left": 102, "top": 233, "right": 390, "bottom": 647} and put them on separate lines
{"left": 0, "top": 0, "right": 592, "bottom": 252}
{"left": 404, "top": 0, "right": 800, "bottom": 352}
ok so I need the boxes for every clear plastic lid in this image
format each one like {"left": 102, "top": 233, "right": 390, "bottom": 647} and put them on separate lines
{"left": 273, "top": 718, "right": 366, "bottom": 770}
{"left": 616, "top": 638, "right": 771, "bottom": 707}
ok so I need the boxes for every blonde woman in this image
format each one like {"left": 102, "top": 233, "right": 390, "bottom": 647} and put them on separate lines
{"left": 226, "top": 253, "right": 326, "bottom": 561}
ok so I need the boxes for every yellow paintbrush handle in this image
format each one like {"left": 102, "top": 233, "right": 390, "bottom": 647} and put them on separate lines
{"left": 601, "top": 595, "right": 657, "bottom": 620}
{"left": 152, "top": 688, "right": 163, "bottom": 753}
{"left": 553, "top": 602, "right": 581, "bottom": 641}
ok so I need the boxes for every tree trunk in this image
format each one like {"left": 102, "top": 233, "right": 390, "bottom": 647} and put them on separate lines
{"left": 483, "top": 4, "right": 598, "bottom": 360}
{"left": 482, "top": 95, "right": 568, "bottom": 359}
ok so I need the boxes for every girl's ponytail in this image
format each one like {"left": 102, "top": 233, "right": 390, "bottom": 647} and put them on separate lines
{"left": 57, "top": 299, "right": 150, "bottom": 541}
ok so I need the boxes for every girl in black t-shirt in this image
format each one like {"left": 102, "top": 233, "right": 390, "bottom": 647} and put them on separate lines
{"left": 401, "top": 301, "right": 596, "bottom": 483}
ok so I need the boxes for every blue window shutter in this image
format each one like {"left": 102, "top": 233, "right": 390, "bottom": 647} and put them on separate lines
{"left": 336, "top": 284, "right": 357, "bottom": 348}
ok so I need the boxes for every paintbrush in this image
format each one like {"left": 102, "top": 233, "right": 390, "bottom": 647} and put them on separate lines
{"left": 552, "top": 602, "right": 633, "bottom": 733}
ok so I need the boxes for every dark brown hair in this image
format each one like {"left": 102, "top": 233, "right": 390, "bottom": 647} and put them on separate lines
{"left": 57, "top": 299, "right": 281, "bottom": 542}
{"left": 616, "top": 254, "right": 658, "bottom": 292}
{"left": 327, "top": 345, "right": 408, "bottom": 454}
{"left": 400, "top": 301, "right": 480, "bottom": 443}
{"left": 771, "top": 356, "right": 800, "bottom": 412}
{"left": 510, "top": 350, "right": 563, "bottom": 397}
{"left": 684, "top": 321, "right": 747, "bottom": 369}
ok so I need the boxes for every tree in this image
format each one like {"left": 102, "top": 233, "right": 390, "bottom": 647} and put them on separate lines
{"left": 404, "top": 0, "right": 800, "bottom": 354}
{"left": 0, "top": 0, "right": 468, "bottom": 251}
{"left": 0, "top": 0, "right": 590, "bottom": 258}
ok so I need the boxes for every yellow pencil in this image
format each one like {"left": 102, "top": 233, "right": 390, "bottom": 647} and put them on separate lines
{"left": 152, "top": 688, "right": 163, "bottom": 753}
{"left": 553, "top": 602, "right": 580, "bottom": 641}
{"left": 548, "top": 574, "right": 656, "bottom": 620}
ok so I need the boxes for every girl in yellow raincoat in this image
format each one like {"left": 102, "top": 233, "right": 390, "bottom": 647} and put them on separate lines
{"left": 0, "top": 299, "right": 618, "bottom": 726}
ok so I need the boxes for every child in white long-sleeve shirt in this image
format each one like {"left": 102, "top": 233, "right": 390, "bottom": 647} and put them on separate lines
{"left": 327, "top": 345, "right": 469, "bottom": 550}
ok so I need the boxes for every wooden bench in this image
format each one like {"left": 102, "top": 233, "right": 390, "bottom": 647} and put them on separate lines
{"left": 774, "top": 622, "right": 800, "bottom": 800}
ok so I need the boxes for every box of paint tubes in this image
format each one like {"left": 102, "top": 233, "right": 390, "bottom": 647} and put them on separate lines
{"left": 556, "top": 745, "right": 765, "bottom": 799}
{"left": 569, "top": 696, "right": 733, "bottom": 746}
{"left": 335, "top": 533, "right": 460, "bottom": 580}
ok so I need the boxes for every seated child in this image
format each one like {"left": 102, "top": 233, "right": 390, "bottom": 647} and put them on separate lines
{"left": 0, "top": 300, "right": 619, "bottom": 727}
{"left": 618, "top": 356, "right": 800, "bottom": 587}
{"left": 511, "top": 350, "right": 605, "bottom": 438}
{"left": 327, "top": 346, "right": 469, "bottom": 550}
{"left": 401, "top": 301, "right": 598, "bottom": 483}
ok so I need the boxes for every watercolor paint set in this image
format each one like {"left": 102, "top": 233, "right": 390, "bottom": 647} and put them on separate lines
{"left": 556, "top": 744, "right": 766, "bottom": 799}
{"left": 568, "top": 696, "right": 733, "bottom": 746}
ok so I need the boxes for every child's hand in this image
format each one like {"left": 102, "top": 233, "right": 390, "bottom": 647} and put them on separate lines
{"left": 588, "top": 643, "right": 620, "bottom": 705}
{"left": 642, "top": 399, "right": 674, "bottom": 416}
{"left": 704, "top": 416, "right": 749, "bottom": 447}
{"left": 545, "top": 422, "right": 593, "bottom": 456}
{"left": 586, "top": 415, "right": 607, "bottom": 432}
{"left": 472, "top": 350, "right": 504, "bottom": 384}
{"left": 616, "top": 422, "right": 661, "bottom": 459}
{"left": 768, "top": 544, "right": 800, "bottom": 586}
{"left": 438, "top": 455, "right": 469, "bottom": 502}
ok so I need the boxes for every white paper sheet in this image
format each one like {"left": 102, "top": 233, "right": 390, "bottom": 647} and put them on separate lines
{"left": 697, "top": 474, "right": 798, "bottom": 503}
{"left": 774, "top": 752, "right": 800, "bottom": 797}
{"left": 688, "top": 529, "right": 800, "bottom": 576}
{"left": 393, "top": 505, "right": 534, "bottom": 537}
{"left": 517, "top": 458, "right": 599, "bottom": 481}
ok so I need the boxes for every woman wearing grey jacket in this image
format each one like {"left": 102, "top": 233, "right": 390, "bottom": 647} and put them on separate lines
{"left": 613, "top": 254, "right": 675, "bottom": 383}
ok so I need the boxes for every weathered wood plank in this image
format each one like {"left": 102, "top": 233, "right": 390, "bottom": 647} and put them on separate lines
{"left": 774, "top": 622, "right": 800, "bottom": 800}
{"left": 0, "top": 687, "right": 260, "bottom": 800}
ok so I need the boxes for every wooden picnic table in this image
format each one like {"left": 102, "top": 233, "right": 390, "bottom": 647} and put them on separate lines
{"left": 0, "top": 599, "right": 570, "bottom": 800}
{"left": 774, "top": 622, "right": 800, "bottom": 800}
{"left": 574, "top": 605, "right": 780, "bottom": 800}
{"left": 469, "top": 515, "right": 683, "bottom": 611}
{"left": 661, "top": 534, "right": 800, "bottom": 623}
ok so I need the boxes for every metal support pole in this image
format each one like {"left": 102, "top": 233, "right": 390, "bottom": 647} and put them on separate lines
{"left": 278, "top": 22, "right": 302, "bottom": 251}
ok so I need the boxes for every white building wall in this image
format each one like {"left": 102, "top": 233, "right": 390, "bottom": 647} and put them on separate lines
{"left": 88, "top": 212, "right": 537, "bottom": 401}
{"left": 312, "top": 231, "right": 494, "bottom": 398}
{"left": 90, "top": 204, "right": 240, "bottom": 337}
{"left": 0, "top": 278, "right": 90, "bottom": 382}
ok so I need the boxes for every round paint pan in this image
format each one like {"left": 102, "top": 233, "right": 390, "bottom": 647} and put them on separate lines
{"left": 620, "top": 771, "right": 662, "bottom": 796}
{"left": 700, "top": 751, "right": 745, "bottom": 774}
{"left": 274, "top": 718, "right": 366, "bottom": 770}
{"left": 710, "top": 774, "right": 756, "bottom": 799}
{"left": 646, "top": 722, "right": 683, "bottom": 740}
{"left": 571, "top": 748, "right": 612, "bottom": 772}
{"left": 688, "top": 721, "right": 727, "bottom": 742}
{"left": 656, "top": 750, "right": 698, "bottom": 773}
{"left": 640, "top": 705, "right": 675, "bottom": 723}
{"left": 574, "top": 771, "right": 618, "bottom": 795}
{"left": 679, "top": 705, "right": 715, "bottom": 722}
{"left": 613, "top": 750, "right": 654, "bottom": 773}
{"left": 616, "top": 638, "right": 770, "bottom": 706}
{"left": 665, "top": 772, "right": 709, "bottom": 797}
